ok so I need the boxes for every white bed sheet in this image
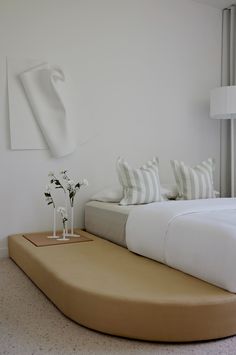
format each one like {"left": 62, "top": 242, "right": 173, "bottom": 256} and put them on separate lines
{"left": 126, "top": 198, "right": 236, "bottom": 292}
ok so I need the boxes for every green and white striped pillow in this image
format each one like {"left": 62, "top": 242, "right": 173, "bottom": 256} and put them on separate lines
{"left": 171, "top": 158, "right": 216, "bottom": 200}
{"left": 117, "top": 157, "right": 162, "bottom": 205}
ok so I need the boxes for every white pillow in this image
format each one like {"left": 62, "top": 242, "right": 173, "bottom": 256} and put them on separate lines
{"left": 117, "top": 157, "right": 162, "bottom": 205}
{"left": 91, "top": 186, "right": 123, "bottom": 203}
{"left": 91, "top": 184, "right": 179, "bottom": 203}
{"left": 171, "top": 158, "right": 216, "bottom": 200}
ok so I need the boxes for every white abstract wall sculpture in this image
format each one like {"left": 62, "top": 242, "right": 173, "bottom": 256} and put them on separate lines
{"left": 7, "top": 58, "right": 47, "bottom": 150}
{"left": 7, "top": 58, "right": 77, "bottom": 158}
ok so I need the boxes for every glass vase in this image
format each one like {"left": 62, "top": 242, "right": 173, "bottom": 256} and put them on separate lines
{"left": 57, "top": 220, "right": 70, "bottom": 241}
{"left": 62, "top": 223, "right": 70, "bottom": 240}
{"left": 67, "top": 206, "right": 80, "bottom": 237}
{"left": 47, "top": 207, "right": 58, "bottom": 239}
{"left": 64, "top": 191, "right": 68, "bottom": 236}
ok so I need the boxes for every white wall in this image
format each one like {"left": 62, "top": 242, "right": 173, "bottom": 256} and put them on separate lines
{"left": 0, "top": 0, "right": 222, "bottom": 257}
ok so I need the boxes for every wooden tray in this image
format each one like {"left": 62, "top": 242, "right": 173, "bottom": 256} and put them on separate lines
{"left": 23, "top": 230, "right": 92, "bottom": 247}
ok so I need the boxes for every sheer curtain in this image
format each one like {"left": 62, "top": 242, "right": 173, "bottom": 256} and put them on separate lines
{"left": 221, "top": 6, "right": 236, "bottom": 196}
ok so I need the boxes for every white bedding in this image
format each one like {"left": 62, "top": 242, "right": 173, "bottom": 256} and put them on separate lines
{"left": 126, "top": 198, "right": 236, "bottom": 292}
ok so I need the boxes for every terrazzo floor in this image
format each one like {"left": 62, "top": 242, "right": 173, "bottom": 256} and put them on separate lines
{"left": 1, "top": 258, "right": 236, "bottom": 355}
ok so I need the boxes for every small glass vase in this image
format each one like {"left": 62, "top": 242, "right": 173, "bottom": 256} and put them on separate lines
{"left": 57, "top": 221, "right": 70, "bottom": 241}
{"left": 64, "top": 191, "right": 69, "bottom": 236}
{"left": 56, "top": 209, "right": 70, "bottom": 241}
{"left": 47, "top": 207, "right": 58, "bottom": 239}
{"left": 67, "top": 206, "right": 80, "bottom": 237}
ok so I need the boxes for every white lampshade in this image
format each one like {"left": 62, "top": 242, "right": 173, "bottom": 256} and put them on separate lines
{"left": 210, "top": 86, "right": 236, "bottom": 119}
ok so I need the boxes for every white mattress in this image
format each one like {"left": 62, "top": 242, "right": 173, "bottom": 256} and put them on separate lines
{"left": 126, "top": 198, "right": 236, "bottom": 292}
{"left": 85, "top": 201, "right": 133, "bottom": 247}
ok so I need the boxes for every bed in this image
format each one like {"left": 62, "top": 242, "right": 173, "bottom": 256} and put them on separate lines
{"left": 85, "top": 198, "right": 236, "bottom": 293}
{"left": 8, "top": 198, "right": 236, "bottom": 341}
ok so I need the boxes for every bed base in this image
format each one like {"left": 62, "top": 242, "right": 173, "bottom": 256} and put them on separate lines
{"left": 8, "top": 230, "right": 236, "bottom": 342}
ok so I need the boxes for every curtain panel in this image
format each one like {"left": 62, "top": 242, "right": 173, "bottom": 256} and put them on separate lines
{"left": 221, "top": 6, "right": 236, "bottom": 196}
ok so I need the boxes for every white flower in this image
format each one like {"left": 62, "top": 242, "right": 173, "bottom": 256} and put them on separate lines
{"left": 82, "top": 178, "right": 89, "bottom": 187}
{"left": 45, "top": 185, "right": 51, "bottom": 192}
{"left": 60, "top": 170, "right": 67, "bottom": 177}
{"left": 57, "top": 206, "right": 66, "bottom": 215}
{"left": 57, "top": 206, "right": 68, "bottom": 225}
{"left": 60, "top": 170, "right": 70, "bottom": 181}
{"left": 67, "top": 180, "right": 75, "bottom": 190}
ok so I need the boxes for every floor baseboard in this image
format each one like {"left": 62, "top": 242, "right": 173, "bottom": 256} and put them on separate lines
{"left": 0, "top": 247, "right": 8, "bottom": 259}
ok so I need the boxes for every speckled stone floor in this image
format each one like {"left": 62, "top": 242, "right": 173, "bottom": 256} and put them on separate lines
{"left": 1, "top": 258, "right": 236, "bottom": 355}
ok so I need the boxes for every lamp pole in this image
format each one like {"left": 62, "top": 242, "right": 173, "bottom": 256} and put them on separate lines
{"left": 231, "top": 119, "right": 234, "bottom": 197}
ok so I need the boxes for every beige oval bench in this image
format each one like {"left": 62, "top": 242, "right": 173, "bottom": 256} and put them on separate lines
{"left": 8, "top": 230, "right": 236, "bottom": 342}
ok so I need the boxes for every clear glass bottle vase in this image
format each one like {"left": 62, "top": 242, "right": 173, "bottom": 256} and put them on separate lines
{"left": 47, "top": 207, "right": 58, "bottom": 239}
{"left": 68, "top": 205, "right": 80, "bottom": 237}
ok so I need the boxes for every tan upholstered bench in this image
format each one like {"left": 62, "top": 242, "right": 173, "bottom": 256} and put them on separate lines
{"left": 8, "top": 230, "right": 236, "bottom": 342}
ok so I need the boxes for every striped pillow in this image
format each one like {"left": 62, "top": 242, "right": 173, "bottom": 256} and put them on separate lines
{"left": 117, "top": 157, "right": 162, "bottom": 205}
{"left": 171, "top": 158, "right": 216, "bottom": 200}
